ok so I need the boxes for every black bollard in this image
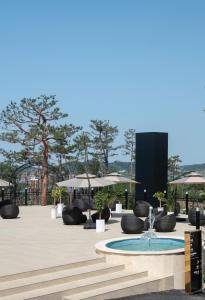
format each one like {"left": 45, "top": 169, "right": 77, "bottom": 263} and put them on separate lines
{"left": 196, "top": 207, "right": 200, "bottom": 230}
{"left": 25, "top": 188, "right": 28, "bottom": 206}
{"left": 185, "top": 192, "right": 189, "bottom": 215}
{"left": 73, "top": 188, "right": 76, "bottom": 200}
{"left": 91, "top": 188, "right": 94, "bottom": 199}
{"left": 1, "top": 188, "right": 4, "bottom": 202}
{"left": 143, "top": 189, "right": 147, "bottom": 201}
{"left": 174, "top": 188, "right": 177, "bottom": 216}
{"left": 125, "top": 189, "right": 128, "bottom": 209}
{"left": 164, "top": 190, "right": 167, "bottom": 199}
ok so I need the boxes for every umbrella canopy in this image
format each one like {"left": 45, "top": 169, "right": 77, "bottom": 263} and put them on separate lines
{"left": 0, "top": 179, "right": 12, "bottom": 187}
{"left": 56, "top": 173, "right": 115, "bottom": 188}
{"left": 103, "top": 172, "right": 140, "bottom": 184}
{"left": 169, "top": 172, "right": 205, "bottom": 185}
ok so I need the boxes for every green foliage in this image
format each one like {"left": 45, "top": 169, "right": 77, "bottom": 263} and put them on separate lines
{"left": 199, "top": 192, "right": 205, "bottom": 203}
{"left": 51, "top": 186, "right": 67, "bottom": 204}
{"left": 89, "top": 120, "right": 120, "bottom": 175}
{"left": 113, "top": 185, "right": 125, "bottom": 203}
{"left": 0, "top": 95, "right": 77, "bottom": 205}
{"left": 95, "top": 191, "right": 107, "bottom": 219}
{"left": 0, "top": 161, "right": 17, "bottom": 183}
{"left": 168, "top": 155, "right": 182, "bottom": 180}
{"left": 153, "top": 191, "right": 165, "bottom": 208}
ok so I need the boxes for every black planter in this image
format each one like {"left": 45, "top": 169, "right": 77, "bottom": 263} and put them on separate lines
{"left": 154, "top": 214, "right": 176, "bottom": 232}
{"left": 1, "top": 204, "right": 19, "bottom": 219}
{"left": 121, "top": 214, "right": 144, "bottom": 234}
{"left": 188, "top": 208, "right": 205, "bottom": 226}
{"left": 62, "top": 206, "right": 87, "bottom": 225}
{"left": 133, "top": 200, "right": 150, "bottom": 217}
{"left": 91, "top": 207, "right": 110, "bottom": 223}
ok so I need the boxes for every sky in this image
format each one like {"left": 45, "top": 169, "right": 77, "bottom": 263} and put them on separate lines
{"left": 0, "top": 0, "right": 205, "bottom": 165}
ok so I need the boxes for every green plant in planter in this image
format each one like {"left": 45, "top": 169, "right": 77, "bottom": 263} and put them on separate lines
{"left": 165, "top": 197, "right": 174, "bottom": 212}
{"left": 153, "top": 191, "right": 165, "bottom": 208}
{"left": 199, "top": 192, "right": 205, "bottom": 209}
{"left": 51, "top": 186, "right": 67, "bottom": 205}
{"left": 113, "top": 185, "right": 125, "bottom": 204}
{"left": 95, "top": 191, "right": 107, "bottom": 219}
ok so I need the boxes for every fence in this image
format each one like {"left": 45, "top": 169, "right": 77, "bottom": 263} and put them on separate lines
{"left": 0, "top": 188, "right": 203, "bottom": 212}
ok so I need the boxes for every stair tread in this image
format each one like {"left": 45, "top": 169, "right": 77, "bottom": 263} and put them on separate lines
{"left": 63, "top": 274, "right": 173, "bottom": 300}
{"left": 0, "top": 270, "right": 148, "bottom": 300}
{"left": 0, "top": 257, "right": 105, "bottom": 283}
{"left": 0, "top": 262, "right": 123, "bottom": 291}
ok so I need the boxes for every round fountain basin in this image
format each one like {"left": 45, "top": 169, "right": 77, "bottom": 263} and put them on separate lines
{"left": 107, "top": 237, "right": 184, "bottom": 252}
{"left": 96, "top": 236, "right": 184, "bottom": 255}
{"left": 95, "top": 236, "right": 185, "bottom": 290}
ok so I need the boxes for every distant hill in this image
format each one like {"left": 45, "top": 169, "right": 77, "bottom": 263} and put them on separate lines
{"left": 180, "top": 163, "right": 205, "bottom": 176}
{"left": 64, "top": 160, "right": 205, "bottom": 177}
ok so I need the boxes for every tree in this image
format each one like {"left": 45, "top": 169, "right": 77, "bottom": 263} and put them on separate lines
{"left": 0, "top": 161, "right": 17, "bottom": 183}
{"left": 49, "top": 124, "right": 81, "bottom": 180}
{"left": 168, "top": 155, "right": 182, "bottom": 180}
{"left": 0, "top": 95, "right": 75, "bottom": 205}
{"left": 123, "top": 129, "right": 136, "bottom": 190}
{"left": 89, "top": 120, "right": 120, "bottom": 175}
{"left": 74, "top": 131, "right": 92, "bottom": 220}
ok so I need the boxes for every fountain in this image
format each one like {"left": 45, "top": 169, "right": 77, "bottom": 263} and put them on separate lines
{"left": 95, "top": 207, "right": 185, "bottom": 289}
{"left": 141, "top": 206, "right": 157, "bottom": 241}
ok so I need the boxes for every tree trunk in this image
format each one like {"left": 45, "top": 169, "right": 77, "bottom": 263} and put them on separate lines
{"left": 41, "top": 140, "right": 49, "bottom": 206}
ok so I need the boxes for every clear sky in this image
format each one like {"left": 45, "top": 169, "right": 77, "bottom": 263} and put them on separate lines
{"left": 0, "top": 0, "right": 205, "bottom": 165}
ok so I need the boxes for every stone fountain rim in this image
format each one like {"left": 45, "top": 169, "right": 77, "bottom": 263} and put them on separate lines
{"left": 95, "top": 235, "right": 185, "bottom": 256}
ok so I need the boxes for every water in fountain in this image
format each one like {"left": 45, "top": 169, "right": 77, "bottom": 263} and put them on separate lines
{"left": 141, "top": 206, "right": 157, "bottom": 246}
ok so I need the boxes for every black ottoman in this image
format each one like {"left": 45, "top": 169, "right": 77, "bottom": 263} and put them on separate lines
{"left": 62, "top": 206, "right": 86, "bottom": 225}
{"left": 133, "top": 200, "right": 150, "bottom": 217}
{"left": 154, "top": 214, "right": 176, "bottom": 232}
{"left": 1, "top": 204, "right": 19, "bottom": 219}
{"left": 121, "top": 214, "right": 144, "bottom": 234}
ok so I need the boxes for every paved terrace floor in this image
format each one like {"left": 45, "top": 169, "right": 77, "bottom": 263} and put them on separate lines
{"left": 0, "top": 206, "right": 202, "bottom": 277}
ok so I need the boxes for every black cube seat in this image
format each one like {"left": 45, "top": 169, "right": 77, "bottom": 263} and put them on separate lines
{"left": 121, "top": 214, "right": 144, "bottom": 234}
{"left": 62, "top": 206, "right": 87, "bottom": 225}
{"left": 154, "top": 214, "right": 176, "bottom": 232}
{"left": 0, "top": 204, "right": 19, "bottom": 219}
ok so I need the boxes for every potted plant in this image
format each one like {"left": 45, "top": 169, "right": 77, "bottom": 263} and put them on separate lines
{"left": 199, "top": 192, "right": 205, "bottom": 215}
{"left": 51, "top": 186, "right": 67, "bottom": 218}
{"left": 114, "top": 185, "right": 124, "bottom": 213}
{"left": 95, "top": 191, "right": 106, "bottom": 232}
{"left": 153, "top": 191, "right": 165, "bottom": 211}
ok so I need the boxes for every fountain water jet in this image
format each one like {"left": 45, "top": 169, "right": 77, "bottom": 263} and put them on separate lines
{"left": 141, "top": 206, "right": 157, "bottom": 242}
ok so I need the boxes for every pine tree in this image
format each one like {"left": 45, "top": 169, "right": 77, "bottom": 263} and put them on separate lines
{"left": 0, "top": 95, "right": 76, "bottom": 205}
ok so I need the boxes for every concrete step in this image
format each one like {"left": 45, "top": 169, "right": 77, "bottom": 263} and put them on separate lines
{"left": 0, "top": 269, "right": 148, "bottom": 300}
{"left": 0, "top": 257, "right": 106, "bottom": 283}
{"left": 63, "top": 274, "right": 174, "bottom": 300}
{"left": 0, "top": 263, "right": 124, "bottom": 297}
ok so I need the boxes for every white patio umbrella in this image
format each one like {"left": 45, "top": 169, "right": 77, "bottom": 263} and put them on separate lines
{"left": 169, "top": 172, "right": 205, "bottom": 206}
{"left": 169, "top": 172, "right": 205, "bottom": 185}
{"left": 103, "top": 172, "right": 140, "bottom": 184}
{"left": 56, "top": 173, "right": 115, "bottom": 188}
{"left": 0, "top": 179, "right": 13, "bottom": 187}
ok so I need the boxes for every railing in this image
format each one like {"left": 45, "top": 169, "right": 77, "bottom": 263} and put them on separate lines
{"left": 1, "top": 188, "right": 203, "bottom": 212}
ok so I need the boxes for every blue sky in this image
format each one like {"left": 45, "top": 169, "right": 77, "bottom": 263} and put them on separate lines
{"left": 0, "top": 0, "right": 205, "bottom": 165}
